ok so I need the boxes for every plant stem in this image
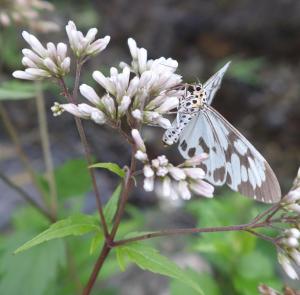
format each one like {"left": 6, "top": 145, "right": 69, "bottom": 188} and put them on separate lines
{"left": 112, "top": 221, "right": 269, "bottom": 246}
{"left": 82, "top": 144, "right": 137, "bottom": 295}
{"left": 35, "top": 81, "right": 58, "bottom": 218}
{"left": 0, "top": 171, "right": 54, "bottom": 222}
{"left": 110, "top": 144, "right": 137, "bottom": 240}
{"left": 82, "top": 243, "right": 111, "bottom": 295}
{"left": 58, "top": 78, "right": 109, "bottom": 238}
{"left": 0, "top": 103, "right": 48, "bottom": 204}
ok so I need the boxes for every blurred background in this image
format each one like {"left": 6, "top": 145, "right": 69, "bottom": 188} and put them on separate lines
{"left": 0, "top": 0, "right": 300, "bottom": 294}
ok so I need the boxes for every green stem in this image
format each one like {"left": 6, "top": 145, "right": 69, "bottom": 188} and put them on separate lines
{"left": 35, "top": 81, "right": 58, "bottom": 218}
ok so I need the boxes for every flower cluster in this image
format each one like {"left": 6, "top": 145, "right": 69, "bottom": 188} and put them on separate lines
{"left": 0, "top": 0, "right": 58, "bottom": 32}
{"left": 132, "top": 129, "right": 214, "bottom": 200}
{"left": 54, "top": 37, "right": 182, "bottom": 129}
{"left": 66, "top": 21, "right": 110, "bottom": 59}
{"left": 13, "top": 31, "right": 70, "bottom": 80}
{"left": 276, "top": 183, "right": 300, "bottom": 280}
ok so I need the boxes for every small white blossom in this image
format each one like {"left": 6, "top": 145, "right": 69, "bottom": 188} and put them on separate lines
{"left": 284, "top": 187, "right": 300, "bottom": 204}
{"left": 101, "top": 94, "right": 116, "bottom": 118}
{"left": 278, "top": 253, "right": 299, "bottom": 280}
{"left": 184, "top": 168, "right": 205, "bottom": 180}
{"left": 161, "top": 176, "right": 171, "bottom": 198}
{"left": 143, "top": 165, "right": 154, "bottom": 178}
{"left": 13, "top": 31, "right": 70, "bottom": 80}
{"left": 135, "top": 150, "right": 148, "bottom": 162}
{"left": 189, "top": 180, "right": 214, "bottom": 198}
{"left": 132, "top": 129, "right": 146, "bottom": 152}
{"left": 290, "top": 249, "right": 300, "bottom": 266}
{"left": 144, "top": 176, "right": 154, "bottom": 192}
{"left": 178, "top": 181, "right": 191, "bottom": 200}
{"left": 168, "top": 166, "right": 186, "bottom": 181}
{"left": 80, "top": 84, "right": 101, "bottom": 105}
{"left": 132, "top": 109, "right": 143, "bottom": 121}
{"left": 285, "top": 228, "right": 300, "bottom": 239}
{"left": 287, "top": 203, "right": 300, "bottom": 214}
{"left": 66, "top": 20, "right": 110, "bottom": 59}
{"left": 184, "top": 153, "right": 209, "bottom": 167}
{"left": 118, "top": 96, "right": 131, "bottom": 117}
{"left": 154, "top": 96, "right": 179, "bottom": 114}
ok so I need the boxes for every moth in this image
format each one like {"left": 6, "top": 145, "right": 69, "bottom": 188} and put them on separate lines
{"left": 163, "top": 62, "right": 281, "bottom": 203}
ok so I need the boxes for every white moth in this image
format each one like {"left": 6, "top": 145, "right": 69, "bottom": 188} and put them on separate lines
{"left": 163, "top": 62, "right": 281, "bottom": 203}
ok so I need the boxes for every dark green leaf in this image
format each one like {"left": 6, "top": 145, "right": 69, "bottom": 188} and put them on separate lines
{"left": 14, "top": 214, "right": 99, "bottom": 253}
{"left": 118, "top": 242, "right": 205, "bottom": 295}
{"left": 90, "top": 162, "right": 125, "bottom": 178}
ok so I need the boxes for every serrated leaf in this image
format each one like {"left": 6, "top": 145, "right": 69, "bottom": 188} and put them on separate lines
{"left": 0, "top": 232, "right": 65, "bottom": 295}
{"left": 118, "top": 242, "right": 205, "bottom": 295}
{"left": 104, "top": 184, "right": 122, "bottom": 224}
{"left": 14, "top": 214, "right": 99, "bottom": 254}
{"left": 90, "top": 162, "right": 125, "bottom": 178}
{"left": 0, "top": 81, "right": 36, "bottom": 100}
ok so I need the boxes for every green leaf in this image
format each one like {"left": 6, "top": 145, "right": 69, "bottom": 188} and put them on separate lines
{"left": 90, "top": 162, "right": 125, "bottom": 178}
{"left": 171, "top": 271, "right": 221, "bottom": 295}
{"left": 14, "top": 214, "right": 99, "bottom": 253}
{"left": 118, "top": 242, "right": 205, "bottom": 295}
{"left": 0, "top": 81, "right": 37, "bottom": 100}
{"left": 0, "top": 232, "right": 65, "bottom": 295}
{"left": 104, "top": 184, "right": 122, "bottom": 224}
{"left": 115, "top": 247, "right": 127, "bottom": 272}
{"left": 55, "top": 159, "right": 92, "bottom": 199}
{"left": 89, "top": 233, "right": 104, "bottom": 255}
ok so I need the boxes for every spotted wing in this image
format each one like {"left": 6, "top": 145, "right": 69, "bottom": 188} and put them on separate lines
{"left": 178, "top": 109, "right": 227, "bottom": 186}
{"left": 178, "top": 106, "right": 281, "bottom": 203}
{"left": 204, "top": 61, "right": 231, "bottom": 105}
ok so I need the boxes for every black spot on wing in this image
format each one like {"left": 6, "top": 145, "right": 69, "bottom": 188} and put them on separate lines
{"left": 198, "top": 137, "right": 209, "bottom": 153}
{"left": 188, "top": 147, "right": 196, "bottom": 157}
{"left": 180, "top": 140, "right": 187, "bottom": 151}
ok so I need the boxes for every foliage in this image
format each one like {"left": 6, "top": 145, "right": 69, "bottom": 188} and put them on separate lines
{"left": 116, "top": 242, "right": 205, "bottom": 294}
{"left": 186, "top": 191, "right": 283, "bottom": 295}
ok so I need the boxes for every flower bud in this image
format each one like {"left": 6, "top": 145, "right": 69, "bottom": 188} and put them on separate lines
{"left": 131, "top": 129, "right": 146, "bottom": 152}
{"left": 184, "top": 153, "right": 209, "bottom": 167}
{"left": 80, "top": 84, "right": 101, "bottom": 105}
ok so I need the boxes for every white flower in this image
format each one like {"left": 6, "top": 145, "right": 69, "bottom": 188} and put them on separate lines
{"left": 13, "top": 31, "right": 70, "bottom": 80}
{"left": 135, "top": 150, "right": 148, "bottom": 162}
{"left": 143, "top": 165, "right": 154, "bottom": 178}
{"left": 278, "top": 253, "right": 299, "bottom": 280}
{"left": 290, "top": 249, "right": 300, "bottom": 266}
{"left": 184, "top": 168, "right": 205, "bottom": 180}
{"left": 168, "top": 167, "right": 186, "bottom": 181}
{"left": 285, "top": 228, "right": 300, "bottom": 239}
{"left": 80, "top": 84, "right": 101, "bottom": 105}
{"left": 93, "top": 67, "right": 130, "bottom": 101}
{"left": 189, "top": 179, "right": 214, "bottom": 198}
{"left": 132, "top": 109, "right": 143, "bottom": 121}
{"left": 132, "top": 129, "right": 146, "bottom": 152}
{"left": 284, "top": 187, "right": 300, "bottom": 204}
{"left": 101, "top": 94, "right": 116, "bottom": 118}
{"left": 52, "top": 102, "right": 106, "bottom": 125}
{"left": 184, "top": 153, "right": 209, "bottom": 167}
{"left": 283, "top": 237, "right": 299, "bottom": 248}
{"left": 178, "top": 181, "right": 191, "bottom": 200}
{"left": 66, "top": 20, "right": 110, "bottom": 58}
{"left": 118, "top": 96, "right": 131, "bottom": 117}
{"left": 156, "top": 167, "right": 169, "bottom": 177}
{"left": 157, "top": 155, "right": 168, "bottom": 166}
{"left": 161, "top": 176, "right": 171, "bottom": 197}
{"left": 144, "top": 176, "right": 154, "bottom": 192}
{"left": 154, "top": 96, "right": 179, "bottom": 114}
{"left": 287, "top": 203, "right": 300, "bottom": 214}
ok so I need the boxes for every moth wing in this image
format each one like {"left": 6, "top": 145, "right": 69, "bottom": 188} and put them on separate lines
{"left": 204, "top": 61, "right": 231, "bottom": 105}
